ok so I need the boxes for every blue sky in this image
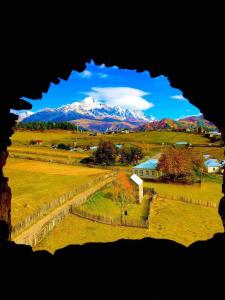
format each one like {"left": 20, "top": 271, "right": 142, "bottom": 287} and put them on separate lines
{"left": 24, "top": 61, "right": 201, "bottom": 120}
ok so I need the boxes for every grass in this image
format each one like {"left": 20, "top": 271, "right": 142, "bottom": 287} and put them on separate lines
{"left": 34, "top": 214, "right": 151, "bottom": 254}
{"left": 144, "top": 178, "right": 223, "bottom": 205}
{"left": 9, "top": 145, "right": 90, "bottom": 164}
{"left": 33, "top": 197, "right": 223, "bottom": 253}
{"left": 4, "top": 158, "right": 109, "bottom": 225}
{"left": 192, "top": 146, "right": 225, "bottom": 160}
{"left": 148, "top": 197, "right": 223, "bottom": 246}
{"left": 12, "top": 130, "right": 211, "bottom": 147}
{"left": 80, "top": 188, "right": 150, "bottom": 221}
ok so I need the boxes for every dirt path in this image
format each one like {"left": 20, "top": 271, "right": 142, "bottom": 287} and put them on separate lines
{"left": 13, "top": 176, "right": 113, "bottom": 246}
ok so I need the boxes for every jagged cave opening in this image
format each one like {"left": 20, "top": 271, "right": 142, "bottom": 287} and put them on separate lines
{"left": 4, "top": 61, "right": 224, "bottom": 253}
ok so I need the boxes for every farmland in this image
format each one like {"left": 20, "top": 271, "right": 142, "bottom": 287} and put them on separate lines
{"left": 12, "top": 129, "right": 211, "bottom": 147}
{"left": 4, "top": 158, "right": 109, "bottom": 225}
{"left": 5, "top": 129, "right": 224, "bottom": 251}
{"left": 34, "top": 197, "right": 223, "bottom": 253}
{"left": 144, "top": 177, "right": 223, "bottom": 205}
{"left": 149, "top": 197, "right": 223, "bottom": 246}
{"left": 80, "top": 188, "right": 150, "bottom": 222}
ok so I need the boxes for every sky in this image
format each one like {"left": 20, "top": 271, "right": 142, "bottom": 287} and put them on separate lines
{"left": 23, "top": 61, "right": 201, "bottom": 120}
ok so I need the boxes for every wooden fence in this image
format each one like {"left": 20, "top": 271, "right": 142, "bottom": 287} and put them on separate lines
{"left": 11, "top": 173, "right": 115, "bottom": 237}
{"left": 71, "top": 207, "right": 149, "bottom": 228}
{"left": 158, "top": 193, "right": 218, "bottom": 208}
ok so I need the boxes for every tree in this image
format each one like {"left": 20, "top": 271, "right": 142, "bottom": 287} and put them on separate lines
{"left": 113, "top": 172, "right": 136, "bottom": 222}
{"left": 94, "top": 140, "right": 118, "bottom": 165}
{"left": 120, "top": 146, "right": 143, "bottom": 164}
{"left": 158, "top": 147, "right": 193, "bottom": 181}
{"left": 191, "top": 152, "right": 204, "bottom": 175}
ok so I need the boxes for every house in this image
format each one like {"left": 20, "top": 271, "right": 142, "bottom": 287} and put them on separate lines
{"left": 132, "top": 159, "right": 162, "bottom": 180}
{"left": 32, "top": 139, "right": 43, "bottom": 145}
{"left": 208, "top": 131, "right": 221, "bottom": 138}
{"left": 130, "top": 174, "right": 143, "bottom": 203}
{"left": 90, "top": 146, "right": 98, "bottom": 151}
{"left": 204, "top": 159, "right": 222, "bottom": 173}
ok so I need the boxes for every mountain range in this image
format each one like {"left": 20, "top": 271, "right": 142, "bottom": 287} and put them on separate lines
{"left": 16, "top": 97, "right": 218, "bottom": 132}
{"left": 139, "top": 115, "right": 218, "bottom": 132}
{"left": 19, "top": 97, "right": 150, "bottom": 132}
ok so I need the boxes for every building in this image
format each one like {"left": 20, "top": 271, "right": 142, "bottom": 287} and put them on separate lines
{"left": 130, "top": 174, "right": 143, "bottom": 203}
{"left": 132, "top": 159, "right": 162, "bottom": 180}
{"left": 204, "top": 159, "right": 222, "bottom": 173}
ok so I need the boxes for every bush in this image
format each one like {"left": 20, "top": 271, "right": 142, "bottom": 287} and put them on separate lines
{"left": 80, "top": 157, "right": 95, "bottom": 164}
{"left": 57, "top": 143, "right": 70, "bottom": 150}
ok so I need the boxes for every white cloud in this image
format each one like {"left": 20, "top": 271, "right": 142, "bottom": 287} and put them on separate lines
{"left": 86, "top": 87, "right": 153, "bottom": 110}
{"left": 80, "top": 70, "right": 93, "bottom": 78}
{"left": 170, "top": 95, "right": 187, "bottom": 100}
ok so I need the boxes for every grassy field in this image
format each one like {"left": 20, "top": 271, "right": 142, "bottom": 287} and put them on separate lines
{"left": 12, "top": 129, "right": 211, "bottom": 147}
{"left": 9, "top": 145, "right": 90, "bottom": 164}
{"left": 34, "top": 197, "right": 223, "bottom": 253}
{"left": 144, "top": 178, "right": 223, "bottom": 205}
{"left": 34, "top": 214, "right": 151, "bottom": 253}
{"left": 4, "top": 158, "right": 109, "bottom": 225}
{"left": 80, "top": 188, "right": 150, "bottom": 221}
{"left": 192, "top": 146, "right": 225, "bottom": 160}
{"left": 149, "top": 197, "right": 223, "bottom": 246}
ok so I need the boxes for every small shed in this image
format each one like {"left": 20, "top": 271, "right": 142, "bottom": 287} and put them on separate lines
{"left": 132, "top": 159, "right": 162, "bottom": 180}
{"left": 204, "top": 159, "right": 222, "bottom": 173}
{"left": 130, "top": 174, "right": 143, "bottom": 203}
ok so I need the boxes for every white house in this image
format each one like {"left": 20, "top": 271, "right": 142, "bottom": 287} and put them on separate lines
{"left": 204, "top": 159, "right": 222, "bottom": 173}
{"left": 132, "top": 159, "right": 162, "bottom": 180}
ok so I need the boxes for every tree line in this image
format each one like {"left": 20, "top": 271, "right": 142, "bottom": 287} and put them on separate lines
{"left": 16, "top": 121, "right": 85, "bottom": 131}
{"left": 81, "top": 140, "right": 144, "bottom": 166}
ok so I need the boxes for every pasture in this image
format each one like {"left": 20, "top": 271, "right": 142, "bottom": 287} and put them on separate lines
{"left": 4, "top": 158, "right": 109, "bottom": 225}
{"left": 12, "top": 129, "right": 211, "bottom": 147}
{"left": 149, "top": 197, "right": 223, "bottom": 246}
{"left": 144, "top": 178, "right": 223, "bottom": 205}
{"left": 80, "top": 188, "right": 150, "bottom": 222}
{"left": 34, "top": 196, "right": 223, "bottom": 253}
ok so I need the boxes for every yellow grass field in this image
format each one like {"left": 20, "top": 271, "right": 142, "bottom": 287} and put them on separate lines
{"left": 34, "top": 214, "right": 151, "bottom": 253}
{"left": 144, "top": 180, "right": 223, "bottom": 205}
{"left": 4, "top": 158, "right": 109, "bottom": 225}
{"left": 9, "top": 145, "right": 90, "bottom": 164}
{"left": 34, "top": 196, "right": 223, "bottom": 253}
{"left": 148, "top": 197, "right": 223, "bottom": 246}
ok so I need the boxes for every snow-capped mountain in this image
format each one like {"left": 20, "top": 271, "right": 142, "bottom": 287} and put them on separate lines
{"left": 12, "top": 110, "right": 34, "bottom": 122}
{"left": 21, "top": 97, "right": 149, "bottom": 131}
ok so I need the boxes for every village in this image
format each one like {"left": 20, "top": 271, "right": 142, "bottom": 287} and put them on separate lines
{"left": 4, "top": 126, "right": 223, "bottom": 252}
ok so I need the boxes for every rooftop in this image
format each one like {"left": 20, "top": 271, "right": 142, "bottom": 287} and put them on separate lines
{"left": 133, "top": 159, "right": 159, "bottom": 170}
{"left": 175, "top": 141, "right": 189, "bottom": 145}
{"left": 204, "top": 159, "right": 222, "bottom": 168}
{"left": 130, "top": 174, "right": 143, "bottom": 186}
